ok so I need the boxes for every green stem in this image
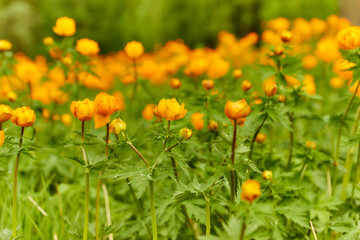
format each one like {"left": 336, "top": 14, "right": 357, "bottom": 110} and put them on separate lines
{"left": 149, "top": 179, "right": 158, "bottom": 240}
{"left": 84, "top": 171, "right": 90, "bottom": 240}
{"left": 205, "top": 196, "right": 211, "bottom": 239}
{"left": 249, "top": 114, "right": 267, "bottom": 161}
{"left": 12, "top": 126, "right": 24, "bottom": 238}
{"left": 333, "top": 80, "right": 360, "bottom": 194}
{"left": 239, "top": 218, "right": 246, "bottom": 240}
{"left": 230, "top": 119, "right": 237, "bottom": 203}
{"left": 286, "top": 113, "right": 294, "bottom": 171}
{"left": 352, "top": 141, "right": 360, "bottom": 203}
{"left": 162, "top": 120, "right": 171, "bottom": 151}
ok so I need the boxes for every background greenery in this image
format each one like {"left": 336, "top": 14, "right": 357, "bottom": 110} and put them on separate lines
{"left": 0, "top": 0, "right": 339, "bottom": 56}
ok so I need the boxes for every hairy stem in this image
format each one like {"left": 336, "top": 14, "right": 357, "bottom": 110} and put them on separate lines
{"left": 205, "top": 196, "right": 211, "bottom": 239}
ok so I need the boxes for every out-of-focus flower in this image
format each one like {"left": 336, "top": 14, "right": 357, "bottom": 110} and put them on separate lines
{"left": 142, "top": 104, "right": 155, "bottom": 121}
{"left": 0, "top": 104, "right": 12, "bottom": 123}
{"left": 280, "top": 30, "right": 292, "bottom": 43}
{"left": 94, "top": 92, "right": 119, "bottom": 129}
{"left": 255, "top": 133, "right": 267, "bottom": 143}
{"left": 61, "top": 113, "right": 72, "bottom": 126}
{"left": 169, "top": 78, "right": 182, "bottom": 89}
{"left": 306, "top": 140, "right": 317, "bottom": 149}
{"left": 11, "top": 106, "right": 36, "bottom": 127}
{"left": 315, "top": 37, "right": 340, "bottom": 63}
{"left": 191, "top": 112, "right": 204, "bottom": 130}
{"left": 53, "top": 17, "right": 76, "bottom": 37}
{"left": 206, "top": 58, "right": 229, "bottom": 79}
{"left": 233, "top": 69, "right": 243, "bottom": 79}
{"left": 278, "top": 94, "right": 286, "bottom": 102}
{"left": 0, "top": 130, "right": 4, "bottom": 146}
{"left": 75, "top": 38, "right": 100, "bottom": 56}
{"left": 262, "top": 170, "right": 272, "bottom": 180}
{"left": 202, "top": 79, "right": 214, "bottom": 90}
{"left": 207, "top": 120, "right": 218, "bottom": 131}
{"left": 333, "top": 59, "right": 355, "bottom": 81}
{"left": 125, "top": 41, "right": 144, "bottom": 59}
{"left": 263, "top": 77, "right": 277, "bottom": 96}
{"left": 285, "top": 75, "right": 300, "bottom": 88}
{"left": 43, "top": 37, "right": 54, "bottom": 46}
{"left": 240, "top": 180, "right": 261, "bottom": 204}
{"left": 241, "top": 80, "right": 253, "bottom": 91}
{"left": 0, "top": 40, "right": 12, "bottom": 51}
{"left": 337, "top": 26, "right": 360, "bottom": 50}
{"left": 330, "top": 76, "right": 344, "bottom": 88}
{"left": 302, "top": 74, "right": 316, "bottom": 95}
{"left": 302, "top": 55, "right": 318, "bottom": 70}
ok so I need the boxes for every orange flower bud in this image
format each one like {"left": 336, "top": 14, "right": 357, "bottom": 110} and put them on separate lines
{"left": 263, "top": 77, "right": 277, "bottom": 97}
{"left": 157, "top": 98, "right": 187, "bottom": 121}
{"left": 75, "top": 38, "right": 100, "bottom": 56}
{"left": 11, "top": 106, "right": 36, "bottom": 127}
{"left": 42, "top": 109, "right": 51, "bottom": 120}
{"left": 233, "top": 69, "right": 243, "bottom": 79}
{"left": 61, "top": 113, "right": 72, "bottom": 126}
{"left": 7, "top": 91, "right": 17, "bottom": 102}
{"left": 70, "top": 98, "right": 96, "bottom": 121}
{"left": 53, "top": 17, "right": 76, "bottom": 37}
{"left": 0, "top": 40, "right": 12, "bottom": 51}
{"left": 202, "top": 79, "right": 214, "bottom": 90}
{"left": 224, "top": 99, "right": 251, "bottom": 120}
{"left": 262, "top": 170, "right": 272, "bottom": 180}
{"left": 277, "top": 94, "right": 286, "bottom": 102}
{"left": 330, "top": 77, "right": 344, "bottom": 88}
{"left": 284, "top": 75, "right": 300, "bottom": 88}
{"left": 142, "top": 104, "right": 155, "bottom": 121}
{"left": 305, "top": 140, "right": 317, "bottom": 149}
{"left": 240, "top": 180, "right": 261, "bottom": 204}
{"left": 125, "top": 41, "right": 144, "bottom": 59}
{"left": 241, "top": 80, "right": 253, "bottom": 91}
{"left": 302, "top": 55, "right": 318, "bottom": 70}
{"left": 207, "top": 120, "right": 218, "bottom": 131}
{"left": 109, "top": 118, "right": 127, "bottom": 134}
{"left": 43, "top": 37, "right": 54, "bottom": 46}
{"left": 94, "top": 92, "right": 119, "bottom": 129}
{"left": 0, "top": 130, "right": 4, "bottom": 146}
{"left": 280, "top": 30, "right": 292, "bottom": 43}
{"left": 191, "top": 112, "right": 204, "bottom": 130}
{"left": 337, "top": 26, "right": 360, "bottom": 50}
{"left": 0, "top": 104, "right": 12, "bottom": 123}
{"left": 255, "top": 133, "right": 267, "bottom": 143}
{"left": 169, "top": 78, "right": 182, "bottom": 89}
{"left": 180, "top": 127, "right": 193, "bottom": 140}
{"left": 274, "top": 46, "right": 284, "bottom": 56}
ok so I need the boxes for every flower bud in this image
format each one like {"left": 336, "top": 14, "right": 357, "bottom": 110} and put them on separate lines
{"left": 274, "top": 45, "right": 284, "bottom": 56}
{"left": 255, "top": 133, "right": 267, "bottom": 143}
{"left": 191, "top": 112, "right": 204, "bottom": 130}
{"left": 263, "top": 77, "right": 277, "bottom": 97}
{"left": 61, "top": 113, "right": 72, "bottom": 126}
{"left": 240, "top": 180, "right": 261, "bottom": 204}
{"left": 202, "top": 79, "right": 214, "bottom": 90}
{"left": 207, "top": 120, "right": 218, "bottom": 131}
{"left": 109, "top": 118, "right": 127, "bottom": 134}
{"left": 0, "top": 104, "right": 12, "bottom": 123}
{"left": 305, "top": 140, "right": 316, "bottom": 150}
{"left": 0, "top": 40, "right": 12, "bottom": 51}
{"left": 43, "top": 37, "right": 54, "bottom": 46}
{"left": 277, "top": 94, "right": 286, "bottom": 102}
{"left": 241, "top": 80, "right": 253, "bottom": 91}
{"left": 180, "top": 127, "right": 193, "bottom": 140}
{"left": 280, "top": 30, "right": 292, "bottom": 43}
{"left": 233, "top": 69, "right": 243, "bottom": 79}
{"left": 42, "top": 109, "right": 51, "bottom": 120}
{"left": 262, "top": 170, "right": 272, "bottom": 180}
{"left": 7, "top": 91, "right": 17, "bottom": 102}
{"left": 169, "top": 78, "right": 182, "bottom": 89}
{"left": 142, "top": 104, "right": 155, "bottom": 121}
{"left": 11, "top": 106, "right": 36, "bottom": 127}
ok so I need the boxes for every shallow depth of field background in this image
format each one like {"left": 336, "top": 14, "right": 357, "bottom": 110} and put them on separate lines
{"left": 0, "top": 0, "right": 348, "bottom": 57}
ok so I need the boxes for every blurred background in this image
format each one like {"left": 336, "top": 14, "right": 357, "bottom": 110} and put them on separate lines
{"left": 0, "top": 0, "right": 352, "bottom": 57}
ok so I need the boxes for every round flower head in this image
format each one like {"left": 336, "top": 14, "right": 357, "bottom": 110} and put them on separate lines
{"left": 109, "top": 118, "right": 127, "bottom": 134}
{"left": 240, "top": 179, "right": 261, "bottom": 204}
{"left": 0, "top": 104, "right": 12, "bottom": 123}
{"left": 241, "top": 80, "right": 252, "bottom": 91}
{"left": 202, "top": 79, "right": 214, "bottom": 90}
{"left": 207, "top": 120, "right": 218, "bottom": 131}
{"left": 224, "top": 99, "right": 251, "bottom": 120}
{"left": 11, "top": 106, "right": 36, "bottom": 127}
{"left": 278, "top": 95, "right": 286, "bottom": 102}
{"left": 263, "top": 77, "right": 277, "bottom": 97}
{"left": 70, "top": 98, "right": 96, "bottom": 121}
{"left": 124, "top": 41, "right": 144, "bottom": 59}
{"left": 76, "top": 38, "right": 100, "bottom": 56}
{"left": 53, "top": 17, "right": 76, "bottom": 37}
{"left": 191, "top": 112, "right": 204, "bottom": 130}
{"left": 305, "top": 140, "right": 317, "bottom": 149}
{"left": 0, "top": 40, "right": 12, "bottom": 51}
{"left": 142, "top": 104, "right": 155, "bottom": 121}
{"left": 207, "top": 58, "right": 229, "bottom": 79}
{"left": 233, "top": 69, "right": 243, "bottom": 79}
{"left": 180, "top": 128, "right": 193, "bottom": 140}
{"left": 169, "top": 78, "right": 182, "bottom": 89}
{"left": 157, "top": 98, "right": 187, "bottom": 121}
{"left": 255, "top": 133, "right": 267, "bottom": 143}
{"left": 262, "top": 170, "right": 272, "bottom": 180}
{"left": 61, "top": 113, "right": 72, "bottom": 127}
{"left": 337, "top": 26, "right": 360, "bottom": 50}
{"left": 94, "top": 92, "right": 119, "bottom": 128}
{"left": 43, "top": 37, "right": 54, "bottom": 46}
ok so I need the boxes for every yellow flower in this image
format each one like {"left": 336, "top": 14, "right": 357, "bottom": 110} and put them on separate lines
{"left": 277, "top": 94, "right": 286, "bottom": 102}
{"left": 191, "top": 112, "right": 204, "bottom": 130}
{"left": 70, "top": 98, "right": 96, "bottom": 121}
{"left": 241, "top": 80, "right": 253, "bottom": 91}
{"left": 157, "top": 98, "right": 187, "bottom": 121}
{"left": 337, "top": 26, "right": 360, "bottom": 50}
{"left": 94, "top": 92, "right": 119, "bottom": 129}
{"left": 0, "top": 40, "right": 12, "bottom": 51}
{"left": 43, "top": 37, "right": 54, "bottom": 46}
{"left": 240, "top": 180, "right": 261, "bottom": 204}
{"left": 180, "top": 127, "right": 193, "bottom": 140}
{"left": 206, "top": 58, "right": 229, "bottom": 79}
{"left": 330, "top": 77, "right": 344, "bottom": 89}
{"left": 202, "top": 79, "right": 214, "bottom": 90}
{"left": 75, "top": 38, "right": 100, "bottom": 56}
{"left": 333, "top": 59, "right": 355, "bottom": 81}
{"left": 263, "top": 77, "right": 277, "bottom": 97}
{"left": 109, "top": 118, "right": 127, "bottom": 134}
{"left": 207, "top": 120, "right": 218, "bottom": 131}
{"left": 53, "top": 17, "right": 76, "bottom": 37}
{"left": 0, "top": 104, "right": 12, "bottom": 123}
{"left": 302, "top": 74, "right": 316, "bottom": 95}
{"left": 124, "top": 41, "right": 144, "bottom": 59}
{"left": 61, "top": 113, "right": 72, "bottom": 126}
{"left": 142, "top": 104, "right": 155, "bottom": 121}
{"left": 11, "top": 106, "right": 36, "bottom": 127}
{"left": 224, "top": 100, "right": 251, "bottom": 120}
{"left": 262, "top": 170, "right": 272, "bottom": 180}
{"left": 280, "top": 30, "right": 292, "bottom": 43}
{"left": 302, "top": 55, "right": 318, "bottom": 70}
{"left": 305, "top": 140, "right": 317, "bottom": 149}
{"left": 169, "top": 78, "right": 182, "bottom": 89}
{"left": 233, "top": 69, "right": 243, "bottom": 79}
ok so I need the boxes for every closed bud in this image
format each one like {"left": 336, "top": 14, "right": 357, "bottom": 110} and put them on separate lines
{"left": 240, "top": 180, "right": 261, "bottom": 204}
{"left": 233, "top": 69, "right": 243, "bottom": 79}
{"left": 109, "top": 118, "right": 127, "bottom": 134}
{"left": 263, "top": 77, "right": 277, "bottom": 97}
{"left": 241, "top": 80, "right": 253, "bottom": 91}
{"left": 207, "top": 120, "right": 218, "bottom": 131}
{"left": 274, "top": 45, "right": 284, "bottom": 56}
{"left": 280, "top": 30, "right": 292, "bottom": 43}
{"left": 255, "top": 133, "right": 267, "bottom": 143}
{"left": 202, "top": 79, "right": 214, "bottom": 90}
{"left": 169, "top": 78, "right": 182, "bottom": 89}
{"left": 277, "top": 94, "right": 286, "bottom": 102}
{"left": 262, "top": 170, "right": 272, "bottom": 180}
{"left": 7, "top": 91, "right": 17, "bottom": 102}
{"left": 305, "top": 140, "right": 316, "bottom": 150}
{"left": 180, "top": 127, "right": 193, "bottom": 140}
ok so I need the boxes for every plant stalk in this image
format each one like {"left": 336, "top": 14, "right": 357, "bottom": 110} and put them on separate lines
{"left": 230, "top": 119, "right": 237, "bottom": 202}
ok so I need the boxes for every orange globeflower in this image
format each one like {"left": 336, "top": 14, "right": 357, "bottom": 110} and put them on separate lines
{"left": 302, "top": 55, "right": 318, "bottom": 70}
{"left": 0, "top": 130, "right": 4, "bottom": 146}
{"left": 53, "top": 17, "right": 76, "bottom": 37}
{"left": 241, "top": 80, "right": 253, "bottom": 91}
{"left": 240, "top": 179, "right": 261, "bottom": 204}
{"left": 0, "top": 40, "right": 12, "bottom": 51}
{"left": 124, "top": 41, "right": 144, "bottom": 59}
{"left": 333, "top": 59, "right": 355, "bottom": 81}
{"left": 263, "top": 77, "right": 277, "bottom": 97}
{"left": 224, "top": 99, "right": 251, "bottom": 120}
{"left": 191, "top": 112, "right": 204, "bottom": 130}
{"left": 94, "top": 92, "right": 119, "bottom": 129}
{"left": 75, "top": 38, "right": 100, "bottom": 56}
{"left": 337, "top": 26, "right": 360, "bottom": 50}
{"left": 169, "top": 78, "right": 182, "bottom": 89}
{"left": 70, "top": 98, "right": 96, "bottom": 121}
{"left": 233, "top": 69, "right": 243, "bottom": 79}
{"left": 180, "top": 127, "right": 193, "bottom": 140}
{"left": 157, "top": 98, "right": 187, "bottom": 121}
{"left": 262, "top": 170, "right": 272, "bottom": 180}
{"left": 61, "top": 113, "right": 72, "bottom": 126}
{"left": 330, "top": 77, "right": 344, "bottom": 88}
{"left": 11, "top": 106, "right": 36, "bottom": 127}
{"left": 142, "top": 104, "right": 155, "bottom": 121}
{"left": 202, "top": 79, "right": 214, "bottom": 90}
{"left": 278, "top": 94, "right": 286, "bottom": 102}
{"left": 206, "top": 58, "right": 229, "bottom": 79}
{"left": 255, "top": 133, "right": 267, "bottom": 143}
{"left": 0, "top": 104, "right": 12, "bottom": 123}
{"left": 280, "top": 30, "right": 292, "bottom": 43}
{"left": 43, "top": 37, "right": 54, "bottom": 46}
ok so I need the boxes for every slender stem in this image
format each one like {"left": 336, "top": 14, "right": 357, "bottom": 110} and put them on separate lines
{"left": 165, "top": 139, "right": 184, "bottom": 153}
{"left": 12, "top": 127, "right": 24, "bottom": 238}
{"left": 102, "top": 184, "right": 114, "bottom": 240}
{"left": 286, "top": 113, "right": 294, "bottom": 171}
{"left": 205, "top": 196, "right": 211, "bottom": 239}
{"left": 334, "top": 80, "right": 360, "bottom": 192}
{"left": 0, "top": 122, "right": 2, "bottom": 130}
{"left": 131, "top": 58, "right": 138, "bottom": 99}
{"left": 249, "top": 114, "right": 267, "bottom": 161}
{"left": 310, "top": 221, "right": 318, "bottom": 240}
{"left": 351, "top": 141, "right": 360, "bottom": 203}
{"left": 105, "top": 123, "right": 110, "bottom": 156}
{"left": 239, "top": 218, "right": 246, "bottom": 240}
{"left": 149, "top": 179, "right": 158, "bottom": 240}
{"left": 127, "top": 142, "right": 150, "bottom": 170}
{"left": 163, "top": 120, "right": 171, "bottom": 150}
{"left": 84, "top": 171, "right": 89, "bottom": 240}
{"left": 230, "top": 119, "right": 237, "bottom": 202}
